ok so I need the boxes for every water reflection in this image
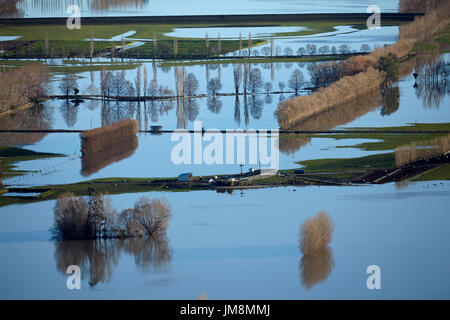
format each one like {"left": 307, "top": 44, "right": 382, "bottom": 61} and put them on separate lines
{"left": 0, "top": 103, "right": 52, "bottom": 145}
{"left": 299, "top": 246, "right": 334, "bottom": 290}
{"left": 81, "top": 135, "right": 138, "bottom": 176}
{"left": 414, "top": 57, "right": 450, "bottom": 109}
{"left": 54, "top": 236, "right": 171, "bottom": 288}
{"left": 298, "top": 211, "right": 335, "bottom": 290}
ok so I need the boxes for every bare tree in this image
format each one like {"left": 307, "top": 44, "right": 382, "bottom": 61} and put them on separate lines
{"left": 248, "top": 68, "right": 263, "bottom": 95}
{"left": 264, "top": 81, "right": 273, "bottom": 94}
{"left": 173, "top": 38, "right": 178, "bottom": 57}
{"left": 217, "top": 33, "right": 221, "bottom": 55}
{"left": 233, "top": 64, "right": 242, "bottom": 96}
{"left": 152, "top": 33, "right": 157, "bottom": 58}
{"left": 205, "top": 33, "right": 209, "bottom": 56}
{"left": 306, "top": 44, "right": 317, "bottom": 55}
{"left": 331, "top": 46, "right": 337, "bottom": 55}
{"left": 297, "top": 47, "right": 306, "bottom": 56}
{"left": 143, "top": 67, "right": 148, "bottom": 99}
{"left": 248, "top": 32, "right": 253, "bottom": 57}
{"left": 207, "top": 78, "right": 222, "bottom": 97}
{"left": 135, "top": 66, "right": 141, "bottom": 100}
{"left": 184, "top": 73, "right": 199, "bottom": 97}
{"left": 89, "top": 33, "right": 95, "bottom": 62}
{"left": 59, "top": 70, "right": 77, "bottom": 96}
{"left": 339, "top": 44, "right": 351, "bottom": 54}
{"left": 44, "top": 32, "right": 49, "bottom": 59}
{"left": 284, "top": 47, "right": 293, "bottom": 56}
{"left": 289, "top": 69, "right": 305, "bottom": 96}
{"left": 279, "top": 81, "right": 286, "bottom": 92}
{"left": 239, "top": 33, "right": 242, "bottom": 56}
{"left": 262, "top": 47, "right": 270, "bottom": 57}
{"left": 360, "top": 44, "right": 371, "bottom": 53}
{"left": 318, "top": 45, "right": 330, "bottom": 55}
{"left": 270, "top": 38, "right": 274, "bottom": 56}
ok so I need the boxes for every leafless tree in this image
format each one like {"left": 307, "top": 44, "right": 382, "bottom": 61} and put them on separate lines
{"left": 318, "top": 45, "right": 330, "bottom": 55}
{"left": 297, "top": 47, "right": 306, "bottom": 56}
{"left": 264, "top": 82, "right": 273, "bottom": 94}
{"left": 248, "top": 68, "right": 263, "bottom": 95}
{"left": 360, "top": 44, "right": 371, "bottom": 53}
{"left": 339, "top": 44, "right": 351, "bottom": 54}
{"left": 248, "top": 32, "right": 253, "bottom": 57}
{"left": 306, "top": 44, "right": 317, "bottom": 55}
{"left": 289, "top": 69, "right": 305, "bottom": 96}
{"left": 184, "top": 73, "right": 199, "bottom": 97}
{"left": 207, "top": 77, "right": 222, "bottom": 97}
{"left": 59, "top": 70, "right": 77, "bottom": 96}
{"left": 233, "top": 64, "right": 242, "bottom": 96}
{"left": 90, "top": 33, "right": 95, "bottom": 62}
{"left": 284, "top": 47, "right": 293, "bottom": 56}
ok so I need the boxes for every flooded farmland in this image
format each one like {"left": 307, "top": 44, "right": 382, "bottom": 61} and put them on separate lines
{"left": 1, "top": 0, "right": 450, "bottom": 303}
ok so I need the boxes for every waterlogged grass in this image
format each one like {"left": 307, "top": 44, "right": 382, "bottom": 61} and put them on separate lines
{"left": 412, "top": 164, "right": 450, "bottom": 181}
{"left": 297, "top": 153, "right": 396, "bottom": 173}
{"left": 0, "top": 146, "right": 63, "bottom": 178}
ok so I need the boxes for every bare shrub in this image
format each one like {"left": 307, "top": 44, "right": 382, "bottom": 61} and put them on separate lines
{"left": 300, "top": 211, "right": 334, "bottom": 256}
{"left": 121, "top": 197, "right": 172, "bottom": 238}
{"left": 51, "top": 192, "right": 90, "bottom": 240}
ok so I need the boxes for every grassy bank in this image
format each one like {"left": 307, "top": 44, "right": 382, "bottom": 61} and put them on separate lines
{"left": 0, "top": 146, "right": 63, "bottom": 178}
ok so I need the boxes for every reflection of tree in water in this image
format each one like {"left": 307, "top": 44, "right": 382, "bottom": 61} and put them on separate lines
{"left": 20, "top": 0, "right": 150, "bottom": 13}
{"left": 380, "top": 86, "right": 400, "bottom": 116}
{"left": 234, "top": 97, "right": 241, "bottom": 126}
{"left": 298, "top": 211, "right": 335, "bottom": 290}
{"left": 185, "top": 98, "right": 199, "bottom": 122}
{"left": 0, "top": 102, "right": 52, "bottom": 145}
{"left": 54, "top": 236, "right": 169, "bottom": 288}
{"left": 248, "top": 95, "right": 263, "bottom": 120}
{"left": 122, "top": 237, "right": 171, "bottom": 271}
{"left": 299, "top": 246, "right": 334, "bottom": 290}
{"left": 264, "top": 94, "right": 273, "bottom": 105}
{"left": 101, "top": 101, "right": 137, "bottom": 127}
{"left": 60, "top": 100, "right": 79, "bottom": 128}
{"left": 207, "top": 96, "right": 222, "bottom": 114}
{"left": 414, "top": 57, "right": 449, "bottom": 109}
{"left": 176, "top": 99, "right": 187, "bottom": 129}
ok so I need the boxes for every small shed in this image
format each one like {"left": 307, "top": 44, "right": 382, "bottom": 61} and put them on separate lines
{"left": 178, "top": 173, "right": 193, "bottom": 182}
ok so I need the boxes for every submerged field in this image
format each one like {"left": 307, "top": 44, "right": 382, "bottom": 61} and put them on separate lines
{"left": 1, "top": 9, "right": 450, "bottom": 299}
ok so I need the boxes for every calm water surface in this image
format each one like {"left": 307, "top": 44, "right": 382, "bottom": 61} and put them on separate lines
{"left": 0, "top": 182, "right": 449, "bottom": 299}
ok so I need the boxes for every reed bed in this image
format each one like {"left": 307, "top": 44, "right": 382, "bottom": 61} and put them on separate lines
{"left": 395, "top": 134, "right": 450, "bottom": 167}
{"left": 276, "top": 1, "right": 450, "bottom": 129}
{"left": 80, "top": 119, "right": 138, "bottom": 156}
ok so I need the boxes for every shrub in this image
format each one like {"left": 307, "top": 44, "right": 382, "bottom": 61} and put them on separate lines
{"left": 299, "top": 211, "right": 334, "bottom": 256}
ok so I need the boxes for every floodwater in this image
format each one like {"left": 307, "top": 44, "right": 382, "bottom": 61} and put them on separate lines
{"left": 0, "top": 182, "right": 449, "bottom": 299}
{"left": 8, "top": 0, "right": 400, "bottom": 18}
{"left": 1, "top": 53, "right": 448, "bottom": 186}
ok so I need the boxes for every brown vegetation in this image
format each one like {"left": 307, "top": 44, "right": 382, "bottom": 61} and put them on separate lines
{"left": 395, "top": 134, "right": 450, "bottom": 167}
{"left": 0, "top": 65, "right": 50, "bottom": 113}
{"left": 80, "top": 118, "right": 138, "bottom": 156}
{"left": 299, "top": 246, "right": 334, "bottom": 290}
{"left": 299, "top": 211, "right": 334, "bottom": 256}
{"left": 81, "top": 135, "right": 138, "bottom": 177}
{"left": 276, "top": 68, "right": 385, "bottom": 129}
{"left": 51, "top": 192, "right": 172, "bottom": 241}
{"left": 276, "top": 0, "right": 450, "bottom": 129}
{"left": 279, "top": 90, "right": 382, "bottom": 154}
